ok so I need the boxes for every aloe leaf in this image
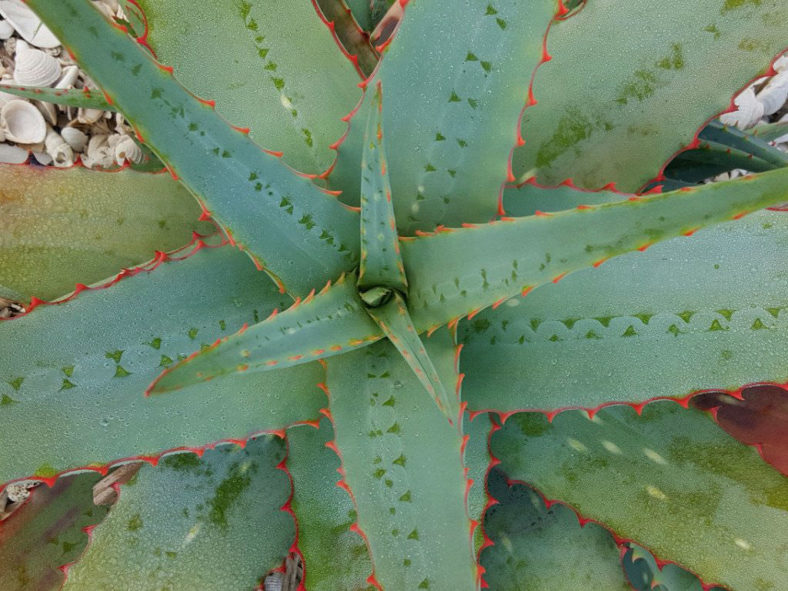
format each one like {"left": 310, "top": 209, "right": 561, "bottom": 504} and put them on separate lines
{"left": 330, "top": 0, "right": 559, "bottom": 232}
{"left": 0, "top": 474, "right": 109, "bottom": 591}
{"left": 358, "top": 83, "right": 407, "bottom": 294}
{"left": 326, "top": 331, "right": 476, "bottom": 589}
{"left": 345, "top": 0, "right": 372, "bottom": 31}
{"left": 511, "top": 0, "right": 788, "bottom": 190}
{"left": 0, "top": 166, "right": 209, "bottom": 301}
{"left": 692, "top": 385, "right": 788, "bottom": 475}
{"left": 29, "top": 0, "right": 359, "bottom": 296}
{"left": 463, "top": 413, "right": 492, "bottom": 554}
{"left": 61, "top": 438, "right": 293, "bottom": 590}
{"left": 314, "top": 0, "right": 378, "bottom": 77}
{"left": 622, "top": 543, "right": 725, "bottom": 591}
{"left": 366, "top": 291, "right": 456, "bottom": 419}
{"left": 491, "top": 402, "right": 788, "bottom": 590}
{"left": 749, "top": 120, "right": 788, "bottom": 143}
{"left": 480, "top": 469, "right": 631, "bottom": 590}
{"left": 148, "top": 273, "right": 382, "bottom": 394}
{"left": 502, "top": 180, "right": 625, "bottom": 217}
{"left": 459, "top": 209, "right": 788, "bottom": 412}
{"left": 287, "top": 419, "right": 374, "bottom": 590}
{"left": 404, "top": 168, "right": 788, "bottom": 330}
{"left": 134, "top": 0, "right": 362, "bottom": 176}
{"left": 0, "top": 246, "right": 325, "bottom": 484}
{"left": 0, "top": 84, "right": 113, "bottom": 110}
{"left": 701, "top": 120, "right": 788, "bottom": 168}
{"left": 664, "top": 143, "right": 777, "bottom": 184}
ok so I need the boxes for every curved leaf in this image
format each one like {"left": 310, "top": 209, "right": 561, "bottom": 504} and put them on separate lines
{"left": 0, "top": 84, "right": 113, "bottom": 110}
{"left": 480, "top": 469, "right": 631, "bottom": 590}
{"left": 491, "top": 402, "right": 788, "bottom": 590}
{"left": 0, "top": 474, "right": 108, "bottom": 591}
{"left": 459, "top": 210, "right": 788, "bottom": 411}
{"left": 62, "top": 437, "right": 293, "bottom": 590}
{"left": 136, "top": 0, "right": 362, "bottom": 175}
{"left": 330, "top": 0, "right": 559, "bottom": 232}
{"left": 326, "top": 331, "right": 476, "bottom": 589}
{"left": 29, "top": 0, "right": 360, "bottom": 296}
{"left": 511, "top": 0, "right": 788, "bottom": 190}
{"left": 623, "top": 543, "right": 725, "bottom": 591}
{"left": 0, "top": 165, "right": 209, "bottom": 301}
{"left": 0, "top": 246, "right": 324, "bottom": 484}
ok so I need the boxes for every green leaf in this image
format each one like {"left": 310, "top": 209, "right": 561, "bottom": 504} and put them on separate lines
{"left": 511, "top": 0, "right": 788, "bottom": 190}
{"left": 62, "top": 438, "right": 293, "bottom": 590}
{"left": 663, "top": 142, "right": 777, "bottom": 184}
{"left": 287, "top": 419, "right": 375, "bottom": 590}
{"left": 480, "top": 469, "right": 631, "bottom": 590}
{"left": 366, "top": 292, "right": 456, "bottom": 419}
{"left": 29, "top": 0, "right": 359, "bottom": 296}
{"left": 0, "top": 165, "right": 209, "bottom": 301}
{"left": 314, "top": 0, "right": 379, "bottom": 77}
{"left": 463, "top": 413, "right": 492, "bottom": 554}
{"left": 622, "top": 543, "right": 725, "bottom": 591}
{"left": 0, "top": 246, "right": 325, "bottom": 484}
{"left": 0, "top": 474, "right": 109, "bottom": 591}
{"left": 358, "top": 83, "right": 407, "bottom": 294}
{"left": 330, "top": 0, "right": 559, "bottom": 232}
{"left": 326, "top": 331, "right": 476, "bottom": 589}
{"left": 403, "top": 168, "right": 788, "bottom": 331}
{"left": 148, "top": 272, "right": 382, "bottom": 394}
{"left": 459, "top": 210, "right": 788, "bottom": 411}
{"left": 491, "top": 402, "right": 788, "bottom": 590}
{"left": 345, "top": 0, "right": 373, "bottom": 31}
{"left": 502, "top": 180, "right": 625, "bottom": 217}
{"left": 700, "top": 120, "right": 788, "bottom": 168}
{"left": 0, "top": 84, "right": 113, "bottom": 110}
{"left": 749, "top": 120, "right": 788, "bottom": 143}
{"left": 135, "top": 0, "right": 362, "bottom": 176}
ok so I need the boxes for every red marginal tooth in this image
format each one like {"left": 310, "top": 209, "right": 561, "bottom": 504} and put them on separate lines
{"left": 263, "top": 148, "right": 284, "bottom": 158}
{"left": 526, "top": 87, "right": 537, "bottom": 107}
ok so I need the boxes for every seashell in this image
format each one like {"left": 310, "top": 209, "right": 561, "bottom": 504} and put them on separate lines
{"left": 55, "top": 65, "right": 79, "bottom": 89}
{"left": 756, "top": 70, "right": 788, "bottom": 116}
{"left": 719, "top": 86, "right": 764, "bottom": 130}
{"left": 77, "top": 107, "right": 104, "bottom": 125}
{"left": 61, "top": 126, "right": 88, "bottom": 152}
{"left": 0, "top": 89, "right": 15, "bottom": 105}
{"left": 0, "top": 142, "right": 27, "bottom": 163}
{"left": 82, "top": 133, "right": 115, "bottom": 169}
{"left": 113, "top": 134, "right": 143, "bottom": 165}
{"left": 1, "top": 99, "right": 46, "bottom": 143}
{"left": 0, "top": 0, "right": 60, "bottom": 48}
{"left": 36, "top": 100, "right": 57, "bottom": 125}
{"left": 44, "top": 127, "right": 74, "bottom": 167}
{"left": 13, "top": 40, "right": 62, "bottom": 87}
{"left": 32, "top": 150, "right": 51, "bottom": 166}
{"left": 0, "top": 19, "right": 13, "bottom": 40}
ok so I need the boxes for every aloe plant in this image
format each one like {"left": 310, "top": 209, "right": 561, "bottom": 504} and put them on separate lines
{"left": 0, "top": 0, "right": 786, "bottom": 589}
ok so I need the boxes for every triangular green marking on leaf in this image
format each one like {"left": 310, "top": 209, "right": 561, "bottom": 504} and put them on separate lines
{"left": 358, "top": 82, "right": 408, "bottom": 294}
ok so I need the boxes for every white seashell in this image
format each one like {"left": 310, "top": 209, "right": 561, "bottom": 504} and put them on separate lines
{"left": 36, "top": 100, "right": 57, "bottom": 125}
{"left": 0, "top": 142, "right": 27, "bottom": 163}
{"left": 756, "top": 70, "right": 788, "bottom": 116}
{"left": 774, "top": 55, "right": 788, "bottom": 74}
{"left": 44, "top": 127, "right": 74, "bottom": 167}
{"left": 113, "top": 135, "right": 143, "bottom": 165}
{"left": 0, "top": 19, "right": 13, "bottom": 40}
{"left": 32, "top": 150, "right": 51, "bottom": 166}
{"left": 55, "top": 65, "right": 79, "bottom": 89}
{"left": 82, "top": 133, "right": 115, "bottom": 169}
{"left": 0, "top": 0, "right": 60, "bottom": 48}
{"left": 1, "top": 99, "right": 46, "bottom": 143}
{"left": 13, "top": 40, "right": 62, "bottom": 87}
{"left": 77, "top": 107, "right": 104, "bottom": 125}
{"left": 0, "top": 89, "right": 16, "bottom": 105}
{"left": 61, "top": 126, "right": 88, "bottom": 152}
{"left": 719, "top": 86, "right": 764, "bottom": 130}
{"left": 91, "top": 1, "right": 115, "bottom": 20}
